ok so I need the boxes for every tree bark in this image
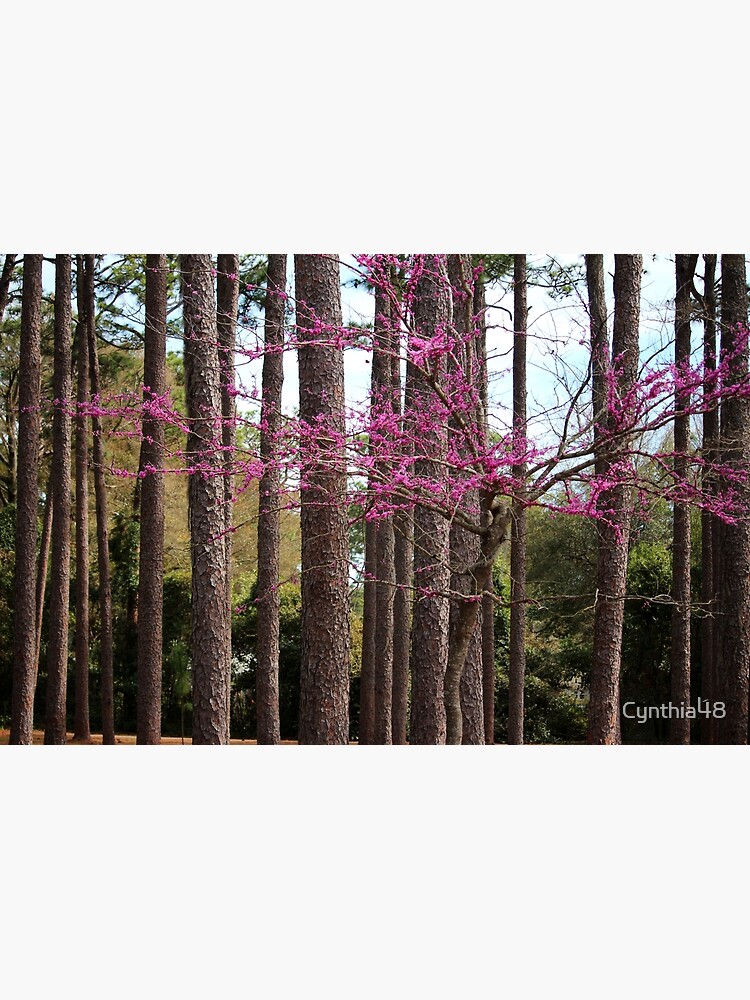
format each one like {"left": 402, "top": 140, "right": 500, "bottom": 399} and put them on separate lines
{"left": 294, "top": 254, "right": 350, "bottom": 744}
{"left": 670, "top": 254, "right": 698, "bottom": 744}
{"left": 410, "top": 255, "right": 451, "bottom": 744}
{"left": 182, "top": 254, "right": 231, "bottom": 744}
{"left": 391, "top": 315, "right": 412, "bottom": 745}
{"left": 359, "top": 518, "right": 377, "bottom": 744}
{"left": 508, "top": 254, "right": 528, "bottom": 744}
{"left": 34, "top": 484, "right": 53, "bottom": 670}
{"left": 217, "top": 253, "right": 238, "bottom": 738}
{"left": 256, "top": 254, "right": 286, "bottom": 745}
{"left": 71, "top": 256, "right": 92, "bottom": 743}
{"left": 136, "top": 254, "right": 167, "bottom": 744}
{"left": 588, "top": 255, "right": 642, "bottom": 744}
{"left": 715, "top": 254, "right": 750, "bottom": 743}
{"left": 44, "top": 255, "right": 73, "bottom": 746}
{"left": 0, "top": 254, "right": 17, "bottom": 321}
{"left": 9, "top": 253, "right": 43, "bottom": 744}
{"left": 700, "top": 254, "right": 718, "bottom": 744}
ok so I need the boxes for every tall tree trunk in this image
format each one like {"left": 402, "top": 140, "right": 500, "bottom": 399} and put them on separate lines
{"left": 410, "top": 255, "right": 451, "bottom": 744}
{"left": 588, "top": 255, "right": 642, "bottom": 744}
{"left": 391, "top": 311, "right": 412, "bottom": 745}
{"left": 445, "top": 254, "right": 483, "bottom": 745}
{"left": 44, "top": 255, "right": 73, "bottom": 746}
{"left": 256, "top": 254, "right": 287, "bottom": 745}
{"left": 34, "top": 484, "right": 53, "bottom": 670}
{"left": 182, "top": 254, "right": 230, "bottom": 744}
{"left": 715, "top": 254, "right": 750, "bottom": 743}
{"left": 83, "top": 255, "right": 116, "bottom": 745}
{"left": 700, "top": 254, "right": 718, "bottom": 743}
{"left": 508, "top": 254, "right": 528, "bottom": 744}
{"left": 9, "top": 253, "right": 43, "bottom": 744}
{"left": 136, "top": 254, "right": 167, "bottom": 744}
{"left": 294, "top": 254, "right": 351, "bottom": 744}
{"left": 359, "top": 520, "right": 377, "bottom": 744}
{"left": 71, "top": 256, "right": 91, "bottom": 743}
{"left": 670, "top": 254, "right": 699, "bottom": 744}
{"left": 474, "top": 272, "right": 495, "bottom": 744}
{"left": 372, "top": 282, "right": 396, "bottom": 744}
{"left": 216, "top": 253, "right": 238, "bottom": 739}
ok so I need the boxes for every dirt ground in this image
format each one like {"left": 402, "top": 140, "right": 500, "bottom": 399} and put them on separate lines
{"left": 0, "top": 729, "right": 300, "bottom": 746}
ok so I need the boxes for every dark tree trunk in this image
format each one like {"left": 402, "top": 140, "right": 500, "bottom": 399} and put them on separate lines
{"left": 82, "top": 255, "right": 116, "bottom": 745}
{"left": 182, "top": 254, "right": 231, "bottom": 744}
{"left": 216, "top": 253, "right": 238, "bottom": 736}
{"left": 588, "top": 255, "right": 642, "bottom": 744}
{"left": 444, "top": 255, "right": 483, "bottom": 745}
{"left": 715, "top": 254, "right": 750, "bottom": 744}
{"left": 359, "top": 517, "right": 377, "bottom": 744}
{"left": 71, "top": 256, "right": 91, "bottom": 743}
{"left": 44, "top": 255, "right": 73, "bottom": 746}
{"left": 372, "top": 283, "right": 396, "bottom": 745}
{"left": 670, "top": 254, "right": 699, "bottom": 744}
{"left": 410, "top": 255, "right": 451, "bottom": 745}
{"left": 474, "top": 273, "right": 495, "bottom": 744}
{"left": 294, "top": 254, "right": 350, "bottom": 744}
{"left": 256, "top": 254, "right": 287, "bottom": 745}
{"left": 391, "top": 324, "right": 412, "bottom": 745}
{"left": 586, "top": 254, "right": 610, "bottom": 479}
{"left": 9, "top": 254, "right": 43, "bottom": 744}
{"left": 700, "top": 254, "right": 718, "bottom": 744}
{"left": 508, "top": 254, "right": 528, "bottom": 745}
{"left": 136, "top": 254, "right": 167, "bottom": 745}
{"left": 34, "top": 484, "right": 53, "bottom": 670}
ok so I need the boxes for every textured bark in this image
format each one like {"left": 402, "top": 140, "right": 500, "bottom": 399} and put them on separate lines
{"left": 715, "top": 254, "right": 750, "bottom": 744}
{"left": 359, "top": 518, "right": 377, "bottom": 744}
{"left": 700, "top": 254, "right": 718, "bottom": 744}
{"left": 9, "top": 254, "right": 43, "bottom": 744}
{"left": 136, "top": 254, "right": 167, "bottom": 744}
{"left": 409, "top": 256, "right": 451, "bottom": 744}
{"left": 216, "top": 253, "right": 238, "bottom": 736}
{"left": 444, "top": 255, "right": 483, "bottom": 745}
{"left": 474, "top": 275, "right": 495, "bottom": 744}
{"left": 44, "top": 255, "right": 73, "bottom": 746}
{"left": 34, "top": 485, "right": 53, "bottom": 670}
{"left": 391, "top": 327, "right": 412, "bottom": 745}
{"left": 372, "top": 283, "right": 396, "bottom": 744}
{"left": 182, "top": 254, "right": 230, "bottom": 745}
{"left": 294, "top": 254, "right": 350, "bottom": 744}
{"left": 256, "top": 254, "right": 286, "bottom": 744}
{"left": 588, "top": 255, "right": 642, "bottom": 744}
{"left": 72, "top": 257, "right": 91, "bottom": 743}
{"left": 670, "top": 254, "right": 698, "bottom": 744}
{"left": 586, "top": 255, "right": 610, "bottom": 480}
{"left": 508, "top": 254, "right": 528, "bottom": 745}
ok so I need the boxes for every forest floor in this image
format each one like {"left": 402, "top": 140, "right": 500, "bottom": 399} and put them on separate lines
{"left": 0, "top": 729, "right": 299, "bottom": 745}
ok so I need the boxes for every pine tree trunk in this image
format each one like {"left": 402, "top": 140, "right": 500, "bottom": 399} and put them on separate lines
{"left": 217, "top": 253, "right": 238, "bottom": 738}
{"left": 508, "top": 254, "right": 528, "bottom": 744}
{"left": 44, "top": 256, "right": 73, "bottom": 745}
{"left": 588, "top": 255, "right": 642, "bottom": 744}
{"left": 136, "top": 254, "right": 167, "bottom": 744}
{"left": 372, "top": 283, "right": 396, "bottom": 744}
{"left": 295, "top": 254, "right": 350, "bottom": 744}
{"left": 34, "top": 484, "right": 53, "bottom": 671}
{"left": 256, "top": 254, "right": 286, "bottom": 745}
{"left": 0, "top": 254, "right": 17, "bottom": 320}
{"left": 391, "top": 333, "right": 412, "bottom": 745}
{"left": 409, "top": 255, "right": 451, "bottom": 744}
{"left": 359, "top": 517, "right": 377, "bottom": 744}
{"left": 182, "top": 254, "right": 231, "bottom": 744}
{"left": 9, "top": 253, "right": 43, "bottom": 744}
{"left": 715, "top": 254, "right": 750, "bottom": 743}
{"left": 72, "top": 256, "right": 91, "bottom": 743}
{"left": 700, "top": 254, "right": 718, "bottom": 744}
{"left": 670, "top": 254, "right": 698, "bottom": 744}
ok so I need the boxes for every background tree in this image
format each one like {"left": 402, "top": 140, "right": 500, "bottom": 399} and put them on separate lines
{"left": 256, "top": 254, "right": 287, "bottom": 744}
